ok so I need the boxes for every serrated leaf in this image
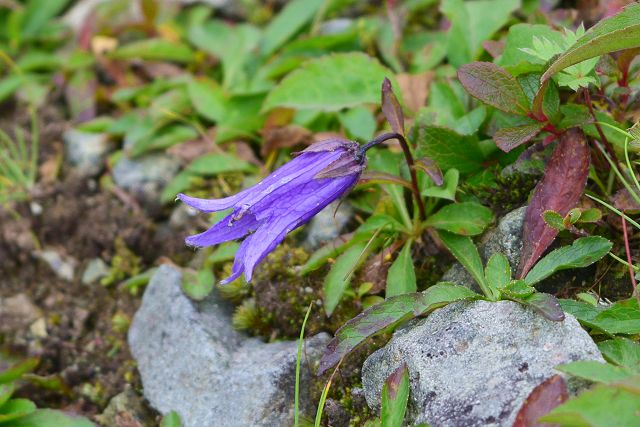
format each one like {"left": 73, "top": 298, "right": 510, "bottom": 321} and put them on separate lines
{"left": 458, "top": 62, "right": 530, "bottom": 116}
{"left": 598, "top": 338, "right": 640, "bottom": 371}
{"left": 517, "top": 129, "right": 590, "bottom": 278}
{"left": 500, "top": 280, "right": 535, "bottom": 298}
{"left": 542, "top": 210, "right": 565, "bottom": 231}
{"left": 381, "top": 78, "right": 405, "bottom": 136}
{"left": 494, "top": 122, "right": 545, "bottom": 153}
{"left": 556, "top": 361, "right": 635, "bottom": 384}
{"left": 541, "top": 3, "right": 640, "bottom": 83}
{"left": 539, "top": 384, "right": 640, "bottom": 427}
{"left": 386, "top": 241, "right": 417, "bottom": 298}
{"left": 381, "top": 364, "right": 410, "bottom": 427}
{"left": 524, "top": 237, "right": 612, "bottom": 286}
{"left": 263, "top": 53, "right": 397, "bottom": 112}
{"left": 109, "top": 38, "right": 195, "bottom": 63}
{"left": 324, "top": 242, "right": 368, "bottom": 316}
{"left": 426, "top": 202, "right": 493, "bottom": 236}
{"left": 560, "top": 298, "right": 640, "bottom": 336}
{"left": 485, "top": 253, "right": 511, "bottom": 290}
{"left": 414, "top": 126, "right": 485, "bottom": 174}
{"left": 318, "top": 283, "right": 480, "bottom": 374}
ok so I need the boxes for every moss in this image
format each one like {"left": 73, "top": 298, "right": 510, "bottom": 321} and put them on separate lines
{"left": 100, "top": 237, "right": 142, "bottom": 287}
{"left": 465, "top": 171, "right": 538, "bottom": 217}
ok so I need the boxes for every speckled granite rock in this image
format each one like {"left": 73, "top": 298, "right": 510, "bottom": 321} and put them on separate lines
{"left": 361, "top": 300, "right": 603, "bottom": 427}
{"left": 129, "top": 265, "right": 329, "bottom": 427}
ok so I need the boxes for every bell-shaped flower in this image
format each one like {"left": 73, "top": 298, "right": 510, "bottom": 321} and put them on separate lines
{"left": 178, "top": 138, "right": 366, "bottom": 284}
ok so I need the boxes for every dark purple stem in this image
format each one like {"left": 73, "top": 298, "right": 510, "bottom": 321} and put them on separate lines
{"left": 361, "top": 132, "right": 427, "bottom": 220}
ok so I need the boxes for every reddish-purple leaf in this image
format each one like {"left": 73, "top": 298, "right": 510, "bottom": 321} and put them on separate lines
{"left": 483, "top": 40, "right": 505, "bottom": 58}
{"left": 381, "top": 77, "right": 405, "bottom": 136}
{"left": 523, "top": 293, "right": 565, "bottom": 322}
{"left": 413, "top": 157, "right": 444, "bottom": 186}
{"left": 494, "top": 122, "right": 545, "bottom": 153}
{"left": 385, "top": 363, "right": 408, "bottom": 400}
{"left": 517, "top": 129, "right": 590, "bottom": 278}
{"left": 458, "top": 62, "right": 531, "bottom": 116}
{"left": 513, "top": 375, "right": 568, "bottom": 427}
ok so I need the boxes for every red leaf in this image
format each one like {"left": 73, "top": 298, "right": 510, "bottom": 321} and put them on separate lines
{"left": 517, "top": 129, "right": 590, "bottom": 278}
{"left": 458, "top": 62, "right": 530, "bottom": 116}
{"left": 381, "top": 78, "right": 405, "bottom": 136}
{"left": 413, "top": 157, "right": 444, "bottom": 186}
{"left": 513, "top": 375, "right": 568, "bottom": 427}
{"left": 494, "top": 122, "right": 545, "bottom": 153}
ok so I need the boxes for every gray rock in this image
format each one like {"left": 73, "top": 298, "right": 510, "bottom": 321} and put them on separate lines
{"left": 0, "top": 294, "right": 42, "bottom": 335}
{"left": 442, "top": 206, "right": 525, "bottom": 293}
{"left": 64, "top": 130, "right": 114, "bottom": 177}
{"left": 362, "top": 300, "right": 603, "bottom": 427}
{"left": 112, "top": 153, "right": 180, "bottom": 207}
{"left": 81, "top": 258, "right": 110, "bottom": 285}
{"left": 129, "top": 265, "right": 329, "bottom": 427}
{"left": 303, "top": 200, "right": 353, "bottom": 249}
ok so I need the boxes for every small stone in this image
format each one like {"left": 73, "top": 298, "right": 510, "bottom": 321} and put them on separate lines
{"left": 0, "top": 294, "right": 42, "bottom": 334}
{"left": 96, "top": 385, "right": 156, "bottom": 427}
{"left": 64, "top": 129, "right": 114, "bottom": 177}
{"left": 29, "top": 318, "right": 48, "bottom": 338}
{"left": 81, "top": 258, "right": 110, "bottom": 285}
{"left": 33, "top": 249, "right": 77, "bottom": 281}
{"left": 128, "top": 265, "right": 329, "bottom": 427}
{"left": 361, "top": 300, "right": 603, "bottom": 427}
{"left": 112, "top": 153, "right": 180, "bottom": 210}
{"left": 319, "top": 18, "right": 354, "bottom": 35}
{"left": 303, "top": 200, "right": 353, "bottom": 249}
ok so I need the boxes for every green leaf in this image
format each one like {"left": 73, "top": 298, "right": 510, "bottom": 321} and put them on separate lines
{"left": 598, "top": 338, "right": 640, "bottom": 371}
{"left": 458, "top": 62, "right": 531, "bottom": 115}
{"left": 493, "top": 122, "right": 545, "bottom": 153}
{"left": 263, "top": 53, "right": 397, "bottom": 112}
{"left": 206, "top": 242, "right": 240, "bottom": 265}
{"left": 185, "top": 153, "right": 254, "bottom": 175}
{"left": 578, "top": 208, "right": 602, "bottom": 223}
{"left": 181, "top": 269, "right": 214, "bottom": 301}
{"left": 540, "top": 384, "right": 640, "bottom": 427}
{"left": 386, "top": 241, "right": 417, "bottom": 298}
{"left": 160, "top": 171, "right": 197, "bottom": 204}
{"left": 324, "top": 242, "right": 368, "bottom": 316}
{"left": 0, "top": 358, "right": 38, "bottom": 384}
{"left": 524, "top": 237, "right": 613, "bottom": 286}
{"left": 299, "top": 239, "right": 353, "bottom": 276}
{"left": 21, "top": 0, "right": 70, "bottom": 39}
{"left": 441, "top": 0, "right": 520, "bottom": 67}
{"left": 422, "top": 168, "right": 459, "bottom": 201}
{"left": 0, "top": 383, "right": 14, "bottom": 409}
{"left": 381, "top": 364, "right": 410, "bottom": 427}
{"left": 485, "top": 253, "right": 511, "bottom": 290}
{"left": 0, "top": 75, "right": 23, "bottom": 104}
{"left": 339, "top": 107, "right": 377, "bottom": 141}
{"left": 438, "top": 231, "right": 496, "bottom": 299}
{"left": 413, "top": 126, "right": 486, "bottom": 174}
{"left": 541, "top": 3, "right": 640, "bottom": 83}
{"left": 109, "top": 39, "right": 195, "bottom": 63}
{"left": 499, "top": 279, "right": 535, "bottom": 298}
{"left": 318, "top": 283, "right": 480, "bottom": 374}
{"left": 0, "top": 399, "right": 36, "bottom": 423}
{"left": 560, "top": 298, "right": 640, "bottom": 335}
{"left": 160, "top": 411, "right": 182, "bottom": 427}
{"left": 425, "top": 202, "right": 493, "bottom": 236}
{"left": 497, "top": 24, "right": 564, "bottom": 74}
{"left": 542, "top": 210, "right": 566, "bottom": 231}
{"left": 130, "top": 125, "right": 198, "bottom": 157}
{"left": 187, "top": 78, "right": 227, "bottom": 123}
{"left": 7, "top": 409, "right": 95, "bottom": 427}
{"left": 259, "top": 0, "right": 324, "bottom": 56}
{"left": 556, "top": 361, "right": 635, "bottom": 384}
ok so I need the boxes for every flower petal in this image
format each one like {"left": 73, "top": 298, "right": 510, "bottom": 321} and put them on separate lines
{"left": 243, "top": 174, "right": 358, "bottom": 281}
{"left": 177, "top": 192, "right": 242, "bottom": 213}
{"left": 185, "top": 211, "right": 258, "bottom": 247}
{"left": 220, "top": 237, "right": 250, "bottom": 285}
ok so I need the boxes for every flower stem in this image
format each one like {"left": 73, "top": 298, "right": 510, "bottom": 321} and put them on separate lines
{"left": 361, "top": 132, "right": 427, "bottom": 220}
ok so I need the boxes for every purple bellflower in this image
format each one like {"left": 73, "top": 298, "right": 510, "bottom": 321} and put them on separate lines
{"left": 178, "top": 138, "right": 367, "bottom": 284}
